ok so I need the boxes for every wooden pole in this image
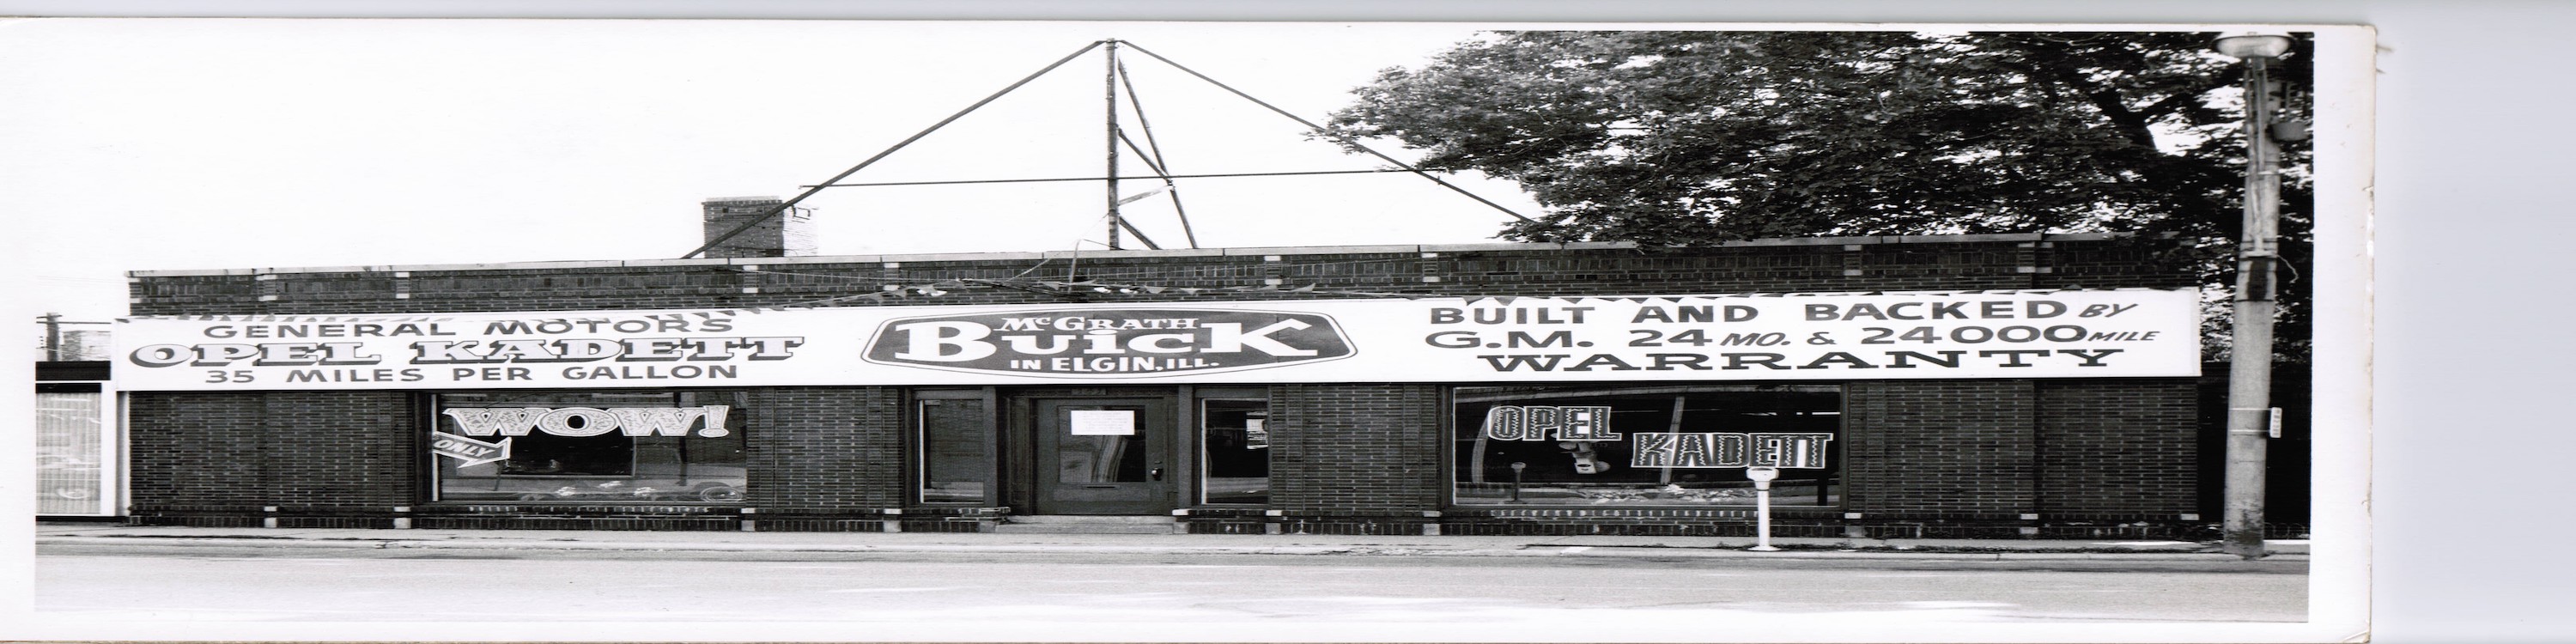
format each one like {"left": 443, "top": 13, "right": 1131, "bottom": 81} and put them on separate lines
{"left": 1103, "top": 40, "right": 1123, "bottom": 251}
{"left": 2222, "top": 55, "right": 2281, "bottom": 559}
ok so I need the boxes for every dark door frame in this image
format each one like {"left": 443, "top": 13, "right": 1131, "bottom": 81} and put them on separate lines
{"left": 1002, "top": 386, "right": 1187, "bottom": 515}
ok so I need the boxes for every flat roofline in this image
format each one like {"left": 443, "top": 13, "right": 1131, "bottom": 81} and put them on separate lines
{"left": 126, "top": 234, "right": 2124, "bottom": 277}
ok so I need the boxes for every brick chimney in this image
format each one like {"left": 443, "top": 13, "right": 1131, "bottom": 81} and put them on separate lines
{"left": 700, "top": 196, "right": 817, "bottom": 258}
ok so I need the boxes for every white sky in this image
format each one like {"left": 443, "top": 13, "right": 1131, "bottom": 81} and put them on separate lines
{"left": 1, "top": 19, "right": 1543, "bottom": 321}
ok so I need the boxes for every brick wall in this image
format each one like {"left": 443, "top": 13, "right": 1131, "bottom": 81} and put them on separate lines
{"left": 1843, "top": 380, "right": 2040, "bottom": 516}
{"left": 1268, "top": 384, "right": 1443, "bottom": 514}
{"left": 128, "top": 236, "right": 2190, "bottom": 317}
{"left": 130, "top": 391, "right": 417, "bottom": 510}
{"left": 2036, "top": 379, "right": 2200, "bottom": 515}
{"left": 744, "top": 387, "right": 906, "bottom": 511}
{"left": 1837, "top": 378, "right": 2199, "bottom": 519}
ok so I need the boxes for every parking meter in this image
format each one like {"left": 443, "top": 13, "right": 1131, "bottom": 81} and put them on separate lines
{"left": 1745, "top": 466, "right": 1779, "bottom": 490}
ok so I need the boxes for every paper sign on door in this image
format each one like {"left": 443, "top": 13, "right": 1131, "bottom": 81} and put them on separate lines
{"left": 1069, "top": 410, "right": 1136, "bottom": 435}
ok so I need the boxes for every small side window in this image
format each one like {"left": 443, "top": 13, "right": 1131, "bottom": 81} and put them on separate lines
{"left": 915, "top": 389, "right": 993, "bottom": 505}
{"left": 1199, "top": 398, "right": 1269, "bottom": 505}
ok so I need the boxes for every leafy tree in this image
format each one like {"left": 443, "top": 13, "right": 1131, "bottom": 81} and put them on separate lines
{"left": 1325, "top": 31, "right": 2312, "bottom": 361}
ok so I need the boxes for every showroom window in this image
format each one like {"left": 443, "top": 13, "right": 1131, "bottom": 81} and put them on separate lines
{"left": 432, "top": 391, "right": 747, "bottom": 503}
{"left": 1451, "top": 384, "right": 1840, "bottom": 507}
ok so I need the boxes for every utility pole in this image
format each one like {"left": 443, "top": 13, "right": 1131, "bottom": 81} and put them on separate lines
{"left": 2215, "top": 31, "right": 2294, "bottom": 560}
{"left": 1103, "top": 39, "right": 1123, "bottom": 251}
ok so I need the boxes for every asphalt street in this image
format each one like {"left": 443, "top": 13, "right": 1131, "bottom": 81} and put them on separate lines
{"left": 36, "top": 544, "right": 2306, "bottom": 625}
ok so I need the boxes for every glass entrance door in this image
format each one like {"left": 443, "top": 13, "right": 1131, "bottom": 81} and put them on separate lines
{"left": 1030, "top": 398, "right": 1174, "bottom": 514}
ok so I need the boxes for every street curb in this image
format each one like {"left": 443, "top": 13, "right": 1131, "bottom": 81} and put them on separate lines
{"left": 35, "top": 536, "right": 2306, "bottom": 562}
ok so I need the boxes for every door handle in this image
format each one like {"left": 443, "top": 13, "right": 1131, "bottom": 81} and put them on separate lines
{"left": 1150, "top": 466, "right": 1164, "bottom": 481}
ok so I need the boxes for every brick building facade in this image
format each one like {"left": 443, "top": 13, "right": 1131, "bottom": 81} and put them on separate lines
{"left": 115, "top": 201, "right": 2214, "bottom": 538}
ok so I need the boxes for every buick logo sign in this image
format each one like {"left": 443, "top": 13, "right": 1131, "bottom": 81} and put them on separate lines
{"left": 863, "top": 308, "right": 1356, "bottom": 378}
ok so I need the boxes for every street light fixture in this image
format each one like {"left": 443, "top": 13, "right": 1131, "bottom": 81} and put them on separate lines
{"left": 2213, "top": 29, "right": 2295, "bottom": 560}
{"left": 2215, "top": 32, "right": 2295, "bottom": 59}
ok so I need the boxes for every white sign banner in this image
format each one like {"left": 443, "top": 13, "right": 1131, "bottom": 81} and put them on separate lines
{"left": 112, "top": 289, "right": 2200, "bottom": 391}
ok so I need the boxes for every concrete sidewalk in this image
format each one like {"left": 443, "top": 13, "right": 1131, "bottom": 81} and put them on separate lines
{"left": 35, "top": 522, "right": 2309, "bottom": 562}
